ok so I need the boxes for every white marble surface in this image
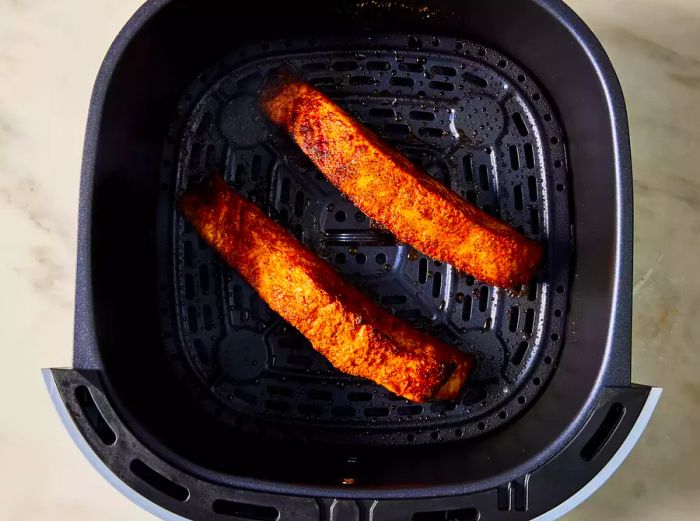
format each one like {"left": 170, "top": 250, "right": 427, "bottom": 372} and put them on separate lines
{"left": 0, "top": 0, "right": 698, "bottom": 519}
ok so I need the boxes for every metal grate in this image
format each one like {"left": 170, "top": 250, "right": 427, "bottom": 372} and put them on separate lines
{"left": 158, "top": 33, "right": 571, "bottom": 446}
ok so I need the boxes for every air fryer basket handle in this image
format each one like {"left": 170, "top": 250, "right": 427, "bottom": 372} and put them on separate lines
{"left": 45, "top": 368, "right": 660, "bottom": 521}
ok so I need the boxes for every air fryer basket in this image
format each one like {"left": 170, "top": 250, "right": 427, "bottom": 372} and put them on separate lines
{"left": 46, "top": 1, "right": 660, "bottom": 520}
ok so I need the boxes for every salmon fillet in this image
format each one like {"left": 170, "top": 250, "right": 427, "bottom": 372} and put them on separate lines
{"left": 261, "top": 75, "right": 543, "bottom": 287}
{"left": 179, "top": 174, "right": 473, "bottom": 402}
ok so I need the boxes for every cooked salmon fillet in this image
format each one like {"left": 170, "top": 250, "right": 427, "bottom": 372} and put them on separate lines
{"left": 179, "top": 174, "right": 473, "bottom": 402}
{"left": 261, "top": 75, "right": 543, "bottom": 287}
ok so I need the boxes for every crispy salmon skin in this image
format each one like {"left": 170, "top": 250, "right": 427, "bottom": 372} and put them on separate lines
{"left": 179, "top": 174, "right": 473, "bottom": 402}
{"left": 261, "top": 75, "right": 543, "bottom": 288}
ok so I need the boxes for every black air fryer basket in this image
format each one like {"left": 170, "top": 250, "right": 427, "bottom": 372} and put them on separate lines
{"left": 46, "top": 1, "right": 661, "bottom": 519}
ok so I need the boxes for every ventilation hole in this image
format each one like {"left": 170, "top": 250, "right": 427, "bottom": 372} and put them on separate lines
{"left": 267, "top": 385, "right": 293, "bottom": 397}
{"left": 513, "top": 341, "right": 528, "bottom": 365}
{"left": 189, "top": 142, "right": 202, "bottom": 168}
{"left": 75, "top": 386, "right": 116, "bottom": 445}
{"left": 335, "top": 253, "right": 346, "bottom": 264}
{"left": 418, "top": 127, "right": 444, "bottom": 138}
{"left": 301, "top": 62, "right": 326, "bottom": 73}
{"left": 205, "top": 145, "right": 217, "bottom": 168}
{"left": 265, "top": 400, "right": 290, "bottom": 412}
{"left": 251, "top": 155, "right": 262, "bottom": 177}
{"left": 355, "top": 253, "right": 367, "bottom": 265}
{"left": 375, "top": 253, "right": 387, "bottom": 265}
{"left": 348, "top": 392, "right": 373, "bottom": 402}
{"left": 455, "top": 429, "right": 463, "bottom": 437}
{"left": 381, "top": 295, "right": 408, "bottom": 306}
{"left": 335, "top": 211, "right": 347, "bottom": 222}
{"left": 430, "top": 402, "right": 456, "bottom": 414}
{"left": 365, "top": 407, "right": 390, "bottom": 417}
{"left": 517, "top": 74, "right": 526, "bottom": 82}
{"left": 332, "top": 61, "right": 359, "bottom": 71}
{"left": 533, "top": 93, "right": 541, "bottom": 101}
{"left": 477, "top": 48, "right": 486, "bottom": 56}
{"left": 464, "top": 73, "right": 488, "bottom": 88}
{"left": 418, "top": 258, "right": 429, "bottom": 284}
{"left": 533, "top": 378, "right": 541, "bottom": 386}
{"left": 183, "top": 241, "right": 193, "bottom": 268}
{"left": 462, "top": 295, "right": 473, "bottom": 321}
{"left": 554, "top": 159, "right": 563, "bottom": 168}
{"left": 509, "top": 145, "right": 520, "bottom": 171}
{"left": 581, "top": 403, "right": 626, "bottom": 462}
{"left": 184, "top": 274, "right": 195, "bottom": 299}
{"left": 198, "top": 234, "right": 209, "bottom": 251}
{"left": 509, "top": 307, "right": 520, "bottom": 332}
{"left": 130, "top": 460, "right": 189, "bottom": 502}
{"left": 545, "top": 356, "right": 553, "bottom": 364}
{"left": 385, "top": 123, "right": 410, "bottom": 137}
{"left": 398, "top": 405, "right": 423, "bottom": 416}
{"left": 430, "top": 65, "right": 457, "bottom": 77}
{"left": 499, "top": 411, "right": 508, "bottom": 419}
{"left": 524, "top": 143, "right": 535, "bottom": 169}
{"left": 551, "top": 333, "right": 559, "bottom": 341}
{"left": 287, "top": 353, "right": 312, "bottom": 366}
{"left": 528, "top": 284, "right": 538, "bottom": 302}
{"left": 517, "top": 396, "right": 526, "bottom": 404}
{"left": 463, "top": 155, "right": 474, "bottom": 182}
{"left": 479, "top": 286, "right": 489, "bottom": 312}
{"left": 298, "top": 404, "right": 323, "bottom": 416}
{"left": 202, "top": 305, "right": 214, "bottom": 330}
{"left": 279, "top": 178, "right": 291, "bottom": 203}
{"left": 308, "top": 389, "right": 332, "bottom": 401}
{"left": 556, "top": 285, "right": 565, "bottom": 294}
{"left": 498, "top": 59, "right": 507, "bottom": 68}
{"left": 432, "top": 272, "right": 442, "bottom": 298}
{"left": 466, "top": 190, "right": 477, "bottom": 205}
{"left": 527, "top": 176, "right": 538, "bottom": 202}
{"left": 234, "top": 388, "right": 258, "bottom": 405}
{"left": 512, "top": 112, "right": 529, "bottom": 137}
{"left": 466, "top": 275, "right": 475, "bottom": 286}
{"left": 478, "top": 422, "right": 486, "bottom": 431}
{"left": 407, "top": 433, "right": 416, "bottom": 442}
{"left": 367, "top": 61, "right": 391, "bottom": 71}
{"left": 187, "top": 306, "right": 198, "bottom": 333}
{"left": 369, "top": 108, "right": 395, "bottom": 118}
{"left": 212, "top": 499, "right": 279, "bottom": 521}
{"left": 429, "top": 80, "right": 455, "bottom": 91}
{"left": 399, "top": 62, "right": 423, "bottom": 73}
{"left": 294, "top": 191, "right": 305, "bottom": 217}
{"left": 349, "top": 76, "right": 378, "bottom": 86}
{"left": 199, "top": 265, "right": 210, "bottom": 295}
{"left": 551, "top": 136, "right": 560, "bottom": 145}
{"left": 554, "top": 309, "right": 562, "bottom": 317}
{"left": 556, "top": 183, "right": 564, "bottom": 192}
{"left": 409, "top": 110, "right": 435, "bottom": 121}
{"left": 430, "top": 432, "right": 439, "bottom": 440}
{"left": 479, "top": 165, "right": 489, "bottom": 191}
{"left": 513, "top": 185, "right": 524, "bottom": 211}
{"left": 331, "top": 406, "right": 356, "bottom": 417}
{"left": 524, "top": 308, "right": 535, "bottom": 335}
{"left": 530, "top": 209, "right": 540, "bottom": 235}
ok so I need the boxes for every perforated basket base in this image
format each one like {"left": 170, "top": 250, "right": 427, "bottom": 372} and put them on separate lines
{"left": 157, "top": 33, "right": 572, "bottom": 446}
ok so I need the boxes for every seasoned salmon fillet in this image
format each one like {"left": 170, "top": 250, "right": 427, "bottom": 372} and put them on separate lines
{"left": 261, "top": 75, "right": 543, "bottom": 287}
{"left": 179, "top": 174, "right": 473, "bottom": 402}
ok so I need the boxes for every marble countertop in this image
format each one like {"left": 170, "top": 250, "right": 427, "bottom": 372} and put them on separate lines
{"left": 1, "top": 0, "right": 698, "bottom": 519}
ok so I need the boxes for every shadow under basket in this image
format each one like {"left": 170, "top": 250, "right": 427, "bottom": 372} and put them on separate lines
{"left": 47, "top": 0, "right": 660, "bottom": 520}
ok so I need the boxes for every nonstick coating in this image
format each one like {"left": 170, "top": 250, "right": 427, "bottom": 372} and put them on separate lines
{"left": 79, "top": 0, "right": 631, "bottom": 490}
{"left": 159, "top": 33, "right": 571, "bottom": 446}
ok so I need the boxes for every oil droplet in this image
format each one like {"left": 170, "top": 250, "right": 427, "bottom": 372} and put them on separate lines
{"left": 455, "top": 293, "right": 465, "bottom": 303}
{"left": 384, "top": 264, "right": 392, "bottom": 271}
{"left": 348, "top": 247, "right": 358, "bottom": 255}
{"left": 326, "top": 203, "right": 335, "bottom": 212}
{"left": 407, "top": 250, "right": 420, "bottom": 262}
